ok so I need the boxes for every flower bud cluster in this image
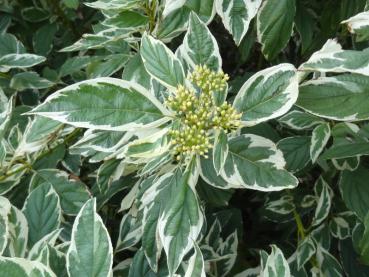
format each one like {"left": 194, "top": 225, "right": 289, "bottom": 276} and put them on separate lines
{"left": 166, "top": 65, "right": 241, "bottom": 160}
{"left": 213, "top": 102, "right": 242, "bottom": 132}
{"left": 188, "top": 65, "right": 229, "bottom": 94}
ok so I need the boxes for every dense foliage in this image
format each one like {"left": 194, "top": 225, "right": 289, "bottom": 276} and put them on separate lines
{"left": 1, "top": 0, "right": 369, "bottom": 276}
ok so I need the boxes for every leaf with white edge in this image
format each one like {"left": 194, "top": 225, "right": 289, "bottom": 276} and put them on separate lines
{"left": 297, "top": 236, "right": 316, "bottom": 270}
{"left": 84, "top": 0, "right": 141, "bottom": 10}
{"left": 322, "top": 142, "right": 369, "bottom": 160}
{"left": 116, "top": 213, "right": 142, "bottom": 252}
{"left": 10, "top": 72, "right": 54, "bottom": 91}
{"left": 0, "top": 196, "right": 11, "bottom": 255}
{"left": 4, "top": 205, "right": 28, "bottom": 258}
{"left": 312, "top": 177, "right": 332, "bottom": 227}
{"left": 339, "top": 166, "right": 369, "bottom": 220}
{"left": 233, "top": 64, "right": 298, "bottom": 127}
{"left": 214, "top": 231, "right": 238, "bottom": 276}
{"left": 158, "top": 158, "right": 203, "bottom": 275}
{"left": 277, "top": 136, "right": 311, "bottom": 173}
{"left": 122, "top": 53, "right": 151, "bottom": 89}
{"left": 299, "top": 40, "right": 369, "bottom": 76}
{"left": 28, "top": 229, "right": 62, "bottom": 261}
{"left": 22, "top": 183, "right": 61, "bottom": 247}
{"left": 220, "top": 134, "right": 298, "bottom": 191}
{"left": 103, "top": 11, "right": 148, "bottom": 29}
{"left": 0, "top": 256, "right": 56, "bottom": 277}
{"left": 162, "top": 0, "right": 186, "bottom": 18}
{"left": 262, "top": 245, "right": 291, "bottom": 277}
{"left": 182, "top": 12, "right": 221, "bottom": 71}
{"left": 342, "top": 11, "right": 369, "bottom": 42}
{"left": 141, "top": 34, "right": 185, "bottom": 89}
{"left": 27, "top": 78, "right": 170, "bottom": 131}
{"left": 316, "top": 246, "right": 344, "bottom": 277}
{"left": 216, "top": 0, "right": 262, "bottom": 45}
{"left": 0, "top": 54, "right": 46, "bottom": 72}
{"left": 297, "top": 74, "right": 369, "bottom": 121}
{"left": 184, "top": 243, "right": 206, "bottom": 277}
{"left": 330, "top": 212, "right": 356, "bottom": 240}
{"left": 264, "top": 195, "right": 295, "bottom": 215}
{"left": 30, "top": 169, "right": 90, "bottom": 215}
{"left": 213, "top": 129, "right": 228, "bottom": 175}
{"left": 200, "top": 151, "right": 231, "bottom": 189}
{"left": 257, "top": 0, "right": 295, "bottom": 60}
{"left": 67, "top": 198, "right": 113, "bottom": 277}
{"left": 128, "top": 248, "right": 170, "bottom": 277}
{"left": 278, "top": 110, "right": 324, "bottom": 130}
{"left": 310, "top": 123, "right": 331, "bottom": 163}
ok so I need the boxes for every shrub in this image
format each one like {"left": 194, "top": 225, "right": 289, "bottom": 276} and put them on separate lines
{"left": 1, "top": 0, "right": 369, "bottom": 276}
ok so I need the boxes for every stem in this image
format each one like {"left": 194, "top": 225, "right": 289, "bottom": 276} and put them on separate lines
{"left": 292, "top": 209, "right": 306, "bottom": 240}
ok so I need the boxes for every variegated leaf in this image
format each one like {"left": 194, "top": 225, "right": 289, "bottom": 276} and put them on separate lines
{"left": 297, "top": 236, "right": 316, "bottom": 270}
{"left": 312, "top": 177, "right": 332, "bottom": 227}
{"left": 27, "top": 78, "right": 170, "bottom": 131}
{"left": 316, "top": 246, "right": 344, "bottom": 277}
{"left": 0, "top": 256, "right": 56, "bottom": 277}
{"left": 0, "top": 53, "right": 46, "bottom": 72}
{"left": 22, "top": 183, "right": 61, "bottom": 247}
{"left": 342, "top": 11, "right": 369, "bottom": 42}
{"left": 279, "top": 110, "right": 324, "bottom": 130}
{"left": 115, "top": 213, "right": 142, "bottom": 252}
{"left": 0, "top": 196, "right": 11, "bottom": 255}
{"left": 216, "top": 0, "right": 262, "bottom": 45}
{"left": 233, "top": 64, "right": 298, "bottom": 126}
{"left": 310, "top": 123, "right": 331, "bottom": 163}
{"left": 181, "top": 12, "right": 221, "bottom": 71}
{"left": 66, "top": 198, "right": 113, "bottom": 277}
{"left": 4, "top": 205, "right": 28, "bottom": 258}
{"left": 213, "top": 129, "right": 228, "bottom": 175}
{"left": 141, "top": 34, "right": 185, "bottom": 89}
{"left": 220, "top": 134, "right": 298, "bottom": 191}
{"left": 30, "top": 169, "right": 90, "bottom": 216}
{"left": 257, "top": 0, "right": 295, "bottom": 60}
{"left": 184, "top": 243, "right": 206, "bottom": 277}
{"left": 261, "top": 245, "right": 291, "bottom": 277}
{"left": 158, "top": 158, "right": 203, "bottom": 275}
{"left": 300, "top": 39, "right": 369, "bottom": 76}
{"left": 297, "top": 74, "right": 369, "bottom": 121}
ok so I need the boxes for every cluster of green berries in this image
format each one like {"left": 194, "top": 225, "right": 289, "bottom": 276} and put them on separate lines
{"left": 166, "top": 65, "right": 242, "bottom": 160}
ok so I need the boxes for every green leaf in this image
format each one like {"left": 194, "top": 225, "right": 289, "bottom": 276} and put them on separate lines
{"left": 298, "top": 74, "right": 369, "bottom": 121}
{"left": 277, "top": 136, "right": 311, "bottom": 173}
{"left": 22, "top": 183, "right": 61, "bottom": 247}
{"left": 216, "top": 0, "right": 262, "bottom": 45}
{"left": 103, "top": 11, "right": 148, "bottom": 29}
{"left": 122, "top": 53, "right": 151, "bottom": 89}
{"left": 27, "top": 78, "right": 170, "bottom": 131}
{"left": 66, "top": 198, "right": 113, "bottom": 277}
{"left": 257, "top": 0, "right": 295, "bottom": 60}
{"left": 181, "top": 12, "right": 221, "bottom": 71}
{"left": 278, "top": 110, "right": 324, "bottom": 130}
{"left": 300, "top": 40, "right": 369, "bottom": 76}
{"left": 0, "top": 256, "right": 56, "bottom": 277}
{"left": 310, "top": 123, "right": 331, "bottom": 163}
{"left": 339, "top": 166, "right": 369, "bottom": 220}
{"left": 10, "top": 72, "right": 54, "bottom": 91}
{"left": 340, "top": 238, "right": 369, "bottom": 277}
{"left": 233, "top": 64, "right": 298, "bottom": 126}
{"left": 221, "top": 134, "right": 298, "bottom": 191}
{"left": 140, "top": 34, "right": 185, "bottom": 89}
{"left": 0, "top": 196, "right": 10, "bottom": 255}
{"left": 0, "top": 54, "right": 46, "bottom": 72}
{"left": 30, "top": 169, "right": 90, "bottom": 215}
{"left": 213, "top": 129, "right": 228, "bottom": 175}
{"left": 358, "top": 212, "right": 369, "bottom": 266}
{"left": 33, "top": 23, "right": 57, "bottom": 56}
{"left": 261, "top": 245, "right": 290, "bottom": 277}
{"left": 21, "top": 7, "right": 49, "bottom": 22}
{"left": 158, "top": 159, "right": 203, "bottom": 275}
